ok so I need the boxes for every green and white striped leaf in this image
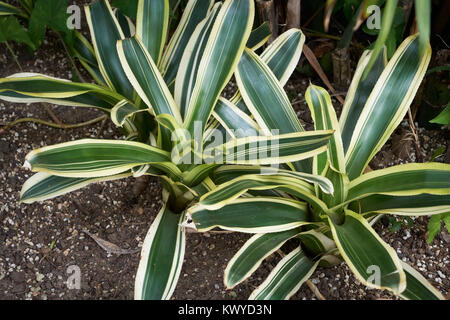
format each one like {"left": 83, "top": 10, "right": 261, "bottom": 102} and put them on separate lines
{"left": 235, "top": 48, "right": 304, "bottom": 136}
{"left": 298, "top": 228, "right": 336, "bottom": 256}
{"left": 225, "top": 229, "right": 300, "bottom": 289}
{"left": 24, "top": 139, "right": 170, "bottom": 178}
{"left": 0, "top": 1, "right": 26, "bottom": 17}
{"left": 181, "top": 164, "right": 220, "bottom": 187}
{"left": 320, "top": 162, "right": 349, "bottom": 208}
{"left": 20, "top": 172, "right": 132, "bottom": 204}
{"left": 329, "top": 210, "right": 406, "bottom": 294}
{"left": 113, "top": 8, "right": 136, "bottom": 38}
{"left": 117, "top": 37, "right": 182, "bottom": 123}
{"left": 183, "top": 0, "right": 254, "bottom": 135}
{"left": 400, "top": 262, "right": 445, "bottom": 300}
{"left": 212, "top": 97, "right": 259, "bottom": 138}
{"left": 249, "top": 247, "right": 318, "bottom": 300}
{"left": 111, "top": 99, "right": 145, "bottom": 127}
{"left": 204, "top": 131, "right": 333, "bottom": 166}
{"left": 246, "top": 22, "right": 271, "bottom": 50}
{"left": 348, "top": 193, "right": 450, "bottom": 216}
{"left": 159, "top": 0, "right": 214, "bottom": 85}
{"left": 70, "top": 31, "right": 106, "bottom": 85}
{"left": 199, "top": 173, "right": 333, "bottom": 211}
{"left": 85, "top": 0, "right": 135, "bottom": 100}
{"left": 135, "top": 205, "right": 185, "bottom": 300}
{"left": 174, "top": 3, "right": 221, "bottom": 117}
{"left": 212, "top": 165, "right": 334, "bottom": 194}
{"left": 339, "top": 49, "right": 386, "bottom": 153}
{"left": 343, "top": 163, "right": 450, "bottom": 206}
{"left": 136, "top": 0, "right": 169, "bottom": 65}
{"left": 345, "top": 35, "right": 432, "bottom": 180}
{"left": 187, "top": 197, "right": 310, "bottom": 233}
{"left": 0, "top": 73, "right": 123, "bottom": 110}
{"left": 230, "top": 28, "right": 305, "bottom": 114}
{"left": 305, "top": 84, "right": 345, "bottom": 173}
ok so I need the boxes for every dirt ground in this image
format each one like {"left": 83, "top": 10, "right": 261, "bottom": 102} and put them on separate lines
{"left": 0, "top": 5, "right": 449, "bottom": 300}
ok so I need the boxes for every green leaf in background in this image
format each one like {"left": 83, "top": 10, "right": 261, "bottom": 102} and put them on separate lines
{"left": 364, "top": 0, "right": 398, "bottom": 76}
{"left": 0, "top": 16, "right": 34, "bottom": 49}
{"left": 430, "top": 103, "right": 450, "bottom": 125}
{"left": 28, "top": 0, "right": 71, "bottom": 48}
{"left": 414, "top": 0, "right": 431, "bottom": 56}
{"left": 427, "top": 212, "right": 450, "bottom": 244}
{"left": 112, "top": 0, "right": 138, "bottom": 19}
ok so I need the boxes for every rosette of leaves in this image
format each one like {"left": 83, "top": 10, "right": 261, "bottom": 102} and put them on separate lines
{"left": 188, "top": 34, "right": 449, "bottom": 300}
{"left": 0, "top": 0, "right": 335, "bottom": 300}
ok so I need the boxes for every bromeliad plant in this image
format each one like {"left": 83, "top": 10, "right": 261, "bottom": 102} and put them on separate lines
{"left": 187, "top": 34, "right": 450, "bottom": 300}
{"left": 0, "top": 0, "right": 335, "bottom": 299}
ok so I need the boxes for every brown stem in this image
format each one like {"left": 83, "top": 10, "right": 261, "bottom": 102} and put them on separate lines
{"left": 256, "top": 0, "right": 278, "bottom": 44}
{"left": 286, "top": 0, "right": 301, "bottom": 29}
{"left": 0, "top": 115, "right": 107, "bottom": 134}
{"left": 306, "top": 280, "right": 326, "bottom": 300}
{"left": 407, "top": 108, "right": 424, "bottom": 162}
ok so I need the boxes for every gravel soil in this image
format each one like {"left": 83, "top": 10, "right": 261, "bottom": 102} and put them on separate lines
{"left": 0, "top": 5, "right": 449, "bottom": 300}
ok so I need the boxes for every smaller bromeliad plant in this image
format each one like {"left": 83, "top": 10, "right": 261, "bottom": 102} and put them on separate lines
{"left": 0, "top": 0, "right": 335, "bottom": 300}
{"left": 186, "top": 34, "right": 450, "bottom": 300}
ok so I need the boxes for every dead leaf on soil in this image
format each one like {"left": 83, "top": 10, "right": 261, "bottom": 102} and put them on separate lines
{"left": 83, "top": 229, "right": 140, "bottom": 255}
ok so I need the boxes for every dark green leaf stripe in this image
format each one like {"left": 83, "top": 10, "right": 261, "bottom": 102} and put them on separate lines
{"left": 113, "top": 8, "right": 135, "bottom": 38}
{"left": 249, "top": 247, "right": 318, "bottom": 300}
{"left": 136, "top": 0, "right": 169, "bottom": 65}
{"left": 85, "top": 0, "right": 135, "bottom": 100}
{"left": 135, "top": 205, "right": 185, "bottom": 300}
{"left": 183, "top": 0, "right": 254, "bottom": 135}
{"left": 329, "top": 210, "right": 406, "bottom": 294}
{"left": 400, "top": 262, "right": 444, "bottom": 300}
{"left": 20, "top": 172, "right": 131, "bottom": 204}
{"left": 339, "top": 49, "right": 386, "bottom": 153}
{"left": 159, "top": 0, "right": 214, "bottom": 84}
{"left": 345, "top": 35, "right": 432, "bottom": 179}
{"left": 225, "top": 229, "right": 300, "bottom": 289}
{"left": 25, "top": 139, "right": 170, "bottom": 177}
{"left": 188, "top": 198, "right": 310, "bottom": 233}
{"left": 246, "top": 22, "right": 271, "bottom": 50}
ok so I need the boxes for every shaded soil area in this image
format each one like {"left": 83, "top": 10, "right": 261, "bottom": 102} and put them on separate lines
{"left": 0, "top": 12, "right": 449, "bottom": 300}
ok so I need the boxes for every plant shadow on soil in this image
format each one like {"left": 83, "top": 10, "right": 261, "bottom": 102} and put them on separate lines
{"left": 0, "top": 17, "right": 448, "bottom": 300}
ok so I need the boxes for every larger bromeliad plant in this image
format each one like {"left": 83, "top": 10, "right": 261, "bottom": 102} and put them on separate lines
{"left": 0, "top": 0, "right": 335, "bottom": 300}
{"left": 187, "top": 34, "right": 450, "bottom": 300}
